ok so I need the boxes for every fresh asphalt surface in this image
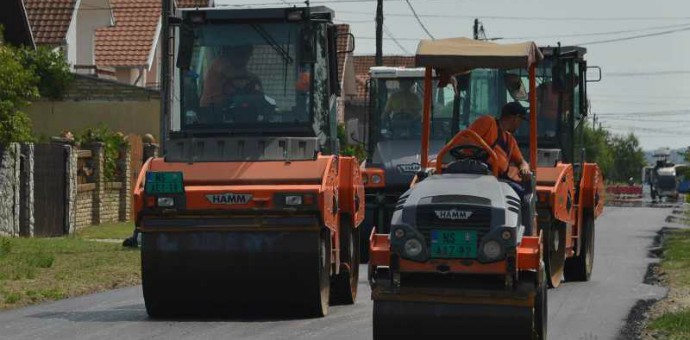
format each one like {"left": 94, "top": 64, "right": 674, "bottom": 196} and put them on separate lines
{"left": 0, "top": 207, "right": 675, "bottom": 340}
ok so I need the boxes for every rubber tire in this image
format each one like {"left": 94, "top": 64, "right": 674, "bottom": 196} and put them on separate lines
{"left": 534, "top": 267, "right": 548, "bottom": 340}
{"left": 331, "top": 215, "right": 360, "bottom": 305}
{"left": 310, "top": 228, "right": 332, "bottom": 317}
{"left": 359, "top": 223, "right": 372, "bottom": 263}
{"left": 564, "top": 211, "right": 595, "bottom": 282}
{"left": 543, "top": 221, "right": 566, "bottom": 288}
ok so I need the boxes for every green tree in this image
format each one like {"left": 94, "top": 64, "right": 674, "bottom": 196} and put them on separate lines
{"left": 582, "top": 122, "right": 613, "bottom": 178}
{"left": 0, "top": 27, "right": 72, "bottom": 145}
{"left": 608, "top": 133, "right": 647, "bottom": 182}
{"left": 0, "top": 44, "right": 38, "bottom": 144}
{"left": 18, "top": 46, "right": 73, "bottom": 99}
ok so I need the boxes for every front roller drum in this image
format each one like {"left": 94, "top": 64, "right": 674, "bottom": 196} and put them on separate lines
{"left": 373, "top": 300, "right": 533, "bottom": 339}
{"left": 141, "top": 229, "right": 330, "bottom": 318}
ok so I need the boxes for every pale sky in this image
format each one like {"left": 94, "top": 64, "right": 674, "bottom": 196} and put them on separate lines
{"left": 216, "top": 0, "right": 690, "bottom": 150}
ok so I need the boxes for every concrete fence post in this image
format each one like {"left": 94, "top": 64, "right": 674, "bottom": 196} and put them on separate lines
{"left": 119, "top": 144, "right": 132, "bottom": 221}
{"left": 89, "top": 143, "right": 105, "bottom": 225}
{"left": 19, "top": 143, "right": 35, "bottom": 237}
{"left": 0, "top": 143, "right": 21, "bottom": 237}
{"left": 64, "top": 144, "right": 78, "bottom": 235}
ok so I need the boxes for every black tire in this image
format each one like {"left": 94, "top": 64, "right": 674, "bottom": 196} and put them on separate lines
{"left": 359, "top": 223, "right": 372, "bottom": 263}
{"left": 331, "top": 215, "right": 360, "bottom": 305}
{"left": 534, "top": 266, "right": 548, "bottom": 340}
{"left": 564, "top": 211, "right": 595, "bottom": 282}
{"left": 309, "top": 228, "right": 331, "bottom": 317}
{"left": 543, "top": 221, "right": 566, "bottom": 288}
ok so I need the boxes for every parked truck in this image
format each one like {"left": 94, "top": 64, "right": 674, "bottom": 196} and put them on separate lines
{"left": 132, "top": 4, "right": 364, "bottom": 317}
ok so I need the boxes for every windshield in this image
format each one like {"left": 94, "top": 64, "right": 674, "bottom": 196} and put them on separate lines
{"left": 372, "top": 78, "right": 458, "bottom": 142}
{"left": 174, "top": 22, "right": 312, "bottom": 132}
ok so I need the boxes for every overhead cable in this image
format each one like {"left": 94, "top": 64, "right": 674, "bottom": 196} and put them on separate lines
{"left": 404, "top": 0, "right": 435, "bottom": 40}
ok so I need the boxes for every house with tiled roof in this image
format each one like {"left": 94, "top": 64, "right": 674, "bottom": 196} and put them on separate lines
{"left": 335, "top": 24, "right": 356, "bottom": 122}
{"left": 343, "top": 55, "right": 415, "bottom": 139}
{"left": 94, "top": 0, "right": 213, "bottom": 88}
{"left": 25, "top": 0, "right": 115, "bottom": 72}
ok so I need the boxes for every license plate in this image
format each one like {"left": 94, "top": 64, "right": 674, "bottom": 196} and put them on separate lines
{"left": 430, "top": 230, "right": 477, "bottom": 258}
{"left": 145, "top": 171, "right": 184, "bottom": 194}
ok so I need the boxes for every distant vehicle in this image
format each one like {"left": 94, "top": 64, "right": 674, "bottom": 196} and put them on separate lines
{"left": 642, "top": 148, "right": 685, "bottom": 201}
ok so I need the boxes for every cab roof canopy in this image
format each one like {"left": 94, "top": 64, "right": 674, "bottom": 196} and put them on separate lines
{"left": 415, "top": 37, "right": 543, "bottom": 74}
{"left": 181, "top": 6, "right": 334, "bottom": 21}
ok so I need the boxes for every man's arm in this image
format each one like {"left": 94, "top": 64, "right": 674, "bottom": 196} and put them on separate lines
{"left": 508, "top": 136, "right": 531, "bottom": 180}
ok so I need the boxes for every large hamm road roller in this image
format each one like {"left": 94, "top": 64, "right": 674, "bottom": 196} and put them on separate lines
{"left": 132, "top": 4, "right": 364, "bottom": 318}
{"left": 369, "top": 38, "right": 546, "bottom": 339}
{"left": 518, "top": 45, "right": 605, "bottom": 288}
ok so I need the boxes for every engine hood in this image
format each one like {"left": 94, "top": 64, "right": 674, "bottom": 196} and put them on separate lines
{"left": 371, "top": 139, "right": 446, "bottom": 188}
{"left": 391, "top": 174, "right": 521, "bottom": 230}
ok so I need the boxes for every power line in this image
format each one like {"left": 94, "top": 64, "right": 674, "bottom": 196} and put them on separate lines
{"left": 576, "top": 25, "right": 690, "bottom": 45}
{"left": 501, "top": 23, "right": 690, "bottom": 40}
{"left": 404, "top": 0, "right": 435, "bottom": 40}
{"left": 383, "top": 23, "right": 412, "bottom": 54}
{"left": 335, "top": 9, "right": 690, "bottom": 21}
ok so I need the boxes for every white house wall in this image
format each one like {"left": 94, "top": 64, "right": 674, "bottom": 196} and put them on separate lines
{"left": 76, "top": 0, "right": 113, "bottom": 66}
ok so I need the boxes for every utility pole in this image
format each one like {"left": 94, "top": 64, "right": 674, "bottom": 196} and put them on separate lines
{"left": 160, "top": 0, "right": 172, "bottom": 153}
{"left": 473, "top": 18, "right": 479, "bottom": 40}
{"left": 375, "top": 0, "right": 383, "bottom": 66}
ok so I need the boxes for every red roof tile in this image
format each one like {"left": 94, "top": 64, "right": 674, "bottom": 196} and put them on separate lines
{"left": 24, "top": 0, "right": 77, "bottom": 46}
{"left": 176, "top": 0, "right": 209, "bottom": 7}
{"left": 351, "top": 55, "right": 416, "bottom": 102}
{"left": 95, "top": 0, "right": 160, "bottom": 67}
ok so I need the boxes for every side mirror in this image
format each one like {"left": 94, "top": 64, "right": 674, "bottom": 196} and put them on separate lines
{"left": 346, "top": 118, "right": 364, "bottom": 145}
{"left": 586, "top": 66, "right": 602, "bottom": 82}
{"left": 337, "top": 33, "right": 355, "bottom": 54}
{"left": 176, "top": 25, "right": 194, "bottom": 70}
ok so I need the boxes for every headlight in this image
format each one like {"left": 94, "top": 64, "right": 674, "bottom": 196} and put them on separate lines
{"left": 371, "top": 174, "right": 382, "bottom": 184}
{"left": 403, "top": 238, "right": 423, "bottom": 257}
{"left": 501, "top": 230, "right": 512, "bottom": 240}
{"left": 393, "top": 228, "right": 405, "bottom": 239}
{"left": 285, "top": 195, "right": 303, "bottom": 206}
{"left": 157, "top": 197, "right": 174, "bottom": 207}
{"left": 482, "top": 240, "right": 503, "bottom": 260}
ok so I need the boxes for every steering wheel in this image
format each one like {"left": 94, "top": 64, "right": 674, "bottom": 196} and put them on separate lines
{"left": 222, "top": 93, "right": 274, "bottom": 123}
{"left": 385, "top": 114, "right": 421, "bottom": 138}
{"left": 448, "top": 144, "right": 490, "bottom": 162}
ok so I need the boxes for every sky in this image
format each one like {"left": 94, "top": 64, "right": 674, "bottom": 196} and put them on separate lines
{"left": 215, "top": 0, "right": 690, "bottom": 151}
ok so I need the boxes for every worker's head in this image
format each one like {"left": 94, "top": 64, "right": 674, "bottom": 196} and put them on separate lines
{"left": 221, "top": 45, "right": 254, "bottom": 68}
{"left": 500, "top": 102, "right": 528, "bottom": 133}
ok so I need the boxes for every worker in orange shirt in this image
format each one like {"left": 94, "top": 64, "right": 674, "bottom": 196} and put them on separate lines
{"left": 467, "top": 102, "right": 532, "bottom": 184}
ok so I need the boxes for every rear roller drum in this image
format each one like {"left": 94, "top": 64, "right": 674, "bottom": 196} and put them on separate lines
{"left": 543, "top": 221, "right": 566, "bottom": 288}
{"left": 565, "top": 211, "right": 595, "bottom": 282}
{"left": 331, "top": 215, "right": 360, "bottom": 305}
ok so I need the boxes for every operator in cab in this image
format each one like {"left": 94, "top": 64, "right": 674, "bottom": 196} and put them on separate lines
{"left": 466, "top": 102, "right": 532, "bottom": 189}
{"left": 199, "top": 45, "right": 264, "bottom": 112}
{"left": 384, "top": 79, "right": 422, "bottom": 121}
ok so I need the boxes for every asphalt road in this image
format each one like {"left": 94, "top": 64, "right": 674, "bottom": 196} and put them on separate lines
{"left": 0, "top": 207, "right": 673, "bottom": 340}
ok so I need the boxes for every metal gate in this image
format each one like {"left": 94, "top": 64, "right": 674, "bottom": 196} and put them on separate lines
{"left": 128, "top": 134, "right": 144, "bottom": 220}
{"left": 34, "top": 144, "right": 68, "bottom": 236}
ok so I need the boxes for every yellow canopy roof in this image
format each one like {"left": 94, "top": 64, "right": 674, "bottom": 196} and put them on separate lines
{"left": 415, "top": 37, "right": 543, "bottom": 73}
